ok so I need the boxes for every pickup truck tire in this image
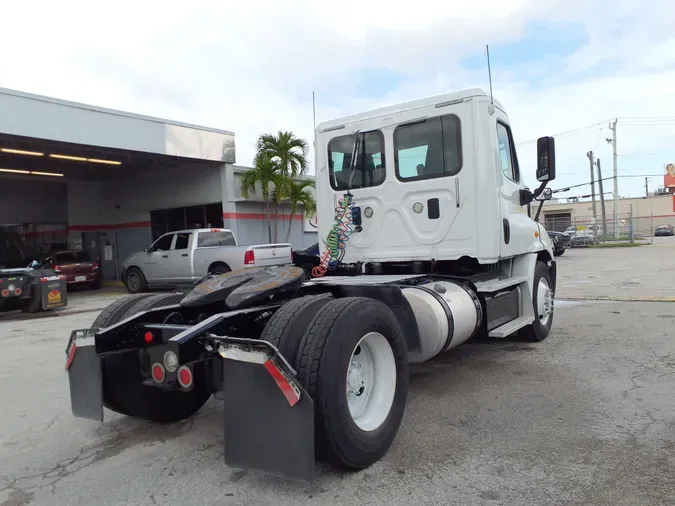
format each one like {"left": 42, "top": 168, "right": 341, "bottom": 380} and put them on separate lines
{"left": 296, "top": 297, "right": 409, "bottom": 470}
{"left": 124, "top": 267, "right": 147, "bottom": 294}
{"left": 520, "top": 261, "right": 554, "bottom": 342}
{"left": 100, "top": 292, "right": 210, "bottom": 423}
{"left": 259, "top": 295, "right": 333, "bottom": 368}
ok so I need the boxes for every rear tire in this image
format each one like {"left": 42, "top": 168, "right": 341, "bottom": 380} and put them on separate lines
{"left": 208, "top": 263, "right": 230, "bottom": 275}
{"left": 20, "top": 286, "right": 42, "bottom": 313}
{"left": 520, "top": 261, "right": 554, "bottom": 342}
{"left": 296, "top": 297, "right": 409, "bottom": 470}
{"left": 101, "top": 292, "right": 211, "bottom": 423}
{"left": 259, "top": 295, "right": 333, "bottom": 368}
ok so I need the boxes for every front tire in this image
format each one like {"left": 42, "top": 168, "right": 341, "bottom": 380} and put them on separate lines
{"left": 296, "top": 297, "right": 409, "bottom": 470}
{"left": 520, "top": 261, "right": 554, "bottom": 342}
{"left": 124, "top": 267, "right": 147, "bottom": 294}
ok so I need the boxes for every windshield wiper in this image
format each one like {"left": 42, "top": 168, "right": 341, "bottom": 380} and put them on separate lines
{"left": 347, "top": 132, "right": 362, "bottom": 191}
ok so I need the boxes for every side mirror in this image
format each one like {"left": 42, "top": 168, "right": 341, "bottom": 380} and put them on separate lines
{"left": 143, "top": 247, "right": 150, "bottom": 253}
{"left": 534, "top": 187, "right": 553, "bottom": 201}
{"left": 536, "top": 136, "right": 556, "bottom": 182}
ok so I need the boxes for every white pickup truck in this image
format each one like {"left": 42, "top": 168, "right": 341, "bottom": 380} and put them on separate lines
{"left": 121, "top": 228, "right": 292, "bottom": 293}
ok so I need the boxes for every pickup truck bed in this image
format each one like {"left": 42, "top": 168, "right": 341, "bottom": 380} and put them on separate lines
{"left": 121, "top": 228, "right": 293, "bottom": 293}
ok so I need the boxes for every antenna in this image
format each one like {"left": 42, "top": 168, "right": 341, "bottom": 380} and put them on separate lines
{"left": 486, "top": 44, "right": 494, "bottom": 105}
{"left": 312, "top": 91, "right": 317, "bottom": 150}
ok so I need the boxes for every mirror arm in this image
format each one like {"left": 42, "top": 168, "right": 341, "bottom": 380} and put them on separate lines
{"left": 531, "top": 180, "right": 548, "bottom": 199}
{"left": 534, "top": 200, "right": 545, "bottom": 222}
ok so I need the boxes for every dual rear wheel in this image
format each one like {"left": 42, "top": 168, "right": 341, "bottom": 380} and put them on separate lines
{"left": 259, "top": 295, "right": 409, "bottom": 470}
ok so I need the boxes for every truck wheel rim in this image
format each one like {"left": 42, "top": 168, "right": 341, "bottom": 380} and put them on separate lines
{"left": 345, "top": 331, "right": 397, "bottom": 432}
{"left": 536, "top": 278, "right": 553, "bottom": 326}
{"left": 127, "top": 273, "right": 140, "bottom": 291}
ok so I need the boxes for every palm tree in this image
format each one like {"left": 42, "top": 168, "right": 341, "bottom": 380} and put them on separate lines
{"left": 255, "top": 131, "right": 310, "bottom": 241}
{"left": 239, "top": 152, "right": 284, "bottom": 243}
{"left": 256, "top": 131, "right": 309, "bottom": 178}
{"left": 277, "top": 179, "right": 316, "bottom": 242}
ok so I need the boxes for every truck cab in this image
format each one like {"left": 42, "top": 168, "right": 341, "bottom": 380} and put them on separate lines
{"left": 314, "top": 88, "right": 555, "bottom": 272}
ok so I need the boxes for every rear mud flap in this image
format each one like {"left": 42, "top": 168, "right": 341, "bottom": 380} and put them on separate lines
{"left": 221, "top": 347, "right": 315, "bottom": 481}
{"left": 66, "top": 330, "right": 104, "bottom": 422}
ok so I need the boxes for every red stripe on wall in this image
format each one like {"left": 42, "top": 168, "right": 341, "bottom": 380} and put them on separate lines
{"left": 68, "top": 221, "right": 151, "bottom": 232}
{"left": 223, "top": 212, "right": 304, "bottom": 221}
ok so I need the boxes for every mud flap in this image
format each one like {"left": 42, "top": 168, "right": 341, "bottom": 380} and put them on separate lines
{"left": 65, "top": 330, "right": 104, "bottom": 422}
{"left": 221, "top": 345, "right": 315, "bottom": 481}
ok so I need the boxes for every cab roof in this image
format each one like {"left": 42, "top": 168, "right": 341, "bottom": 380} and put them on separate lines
{"left": 317, "top": 88, "right": 504, "bottom": 133}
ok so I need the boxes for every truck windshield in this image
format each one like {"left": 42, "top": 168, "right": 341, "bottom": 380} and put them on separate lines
{"left": 198, "top": 231, "right": 236, "bottom": 247}
{"left": 328, "top": 131, "right": 385, "bottom": 191}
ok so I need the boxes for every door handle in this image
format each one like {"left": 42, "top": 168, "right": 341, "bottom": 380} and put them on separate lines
{"left": 181, "top": 253, "right": 188, "bottom": 257}
{"left": 162, "top": 255, "right": 169, "bottom": 258}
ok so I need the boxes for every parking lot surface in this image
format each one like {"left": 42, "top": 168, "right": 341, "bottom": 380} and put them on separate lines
{"left": 1, "top": 242, "right": 674, "bottom": 506}
{"left": 554, "top": 236, "right": 675, "bottom": 301}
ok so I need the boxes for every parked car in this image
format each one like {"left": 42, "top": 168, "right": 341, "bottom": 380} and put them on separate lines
{"left": 563, "top": 226, "right": 578, "bottom": 237}
{"left": 121, "top": 228, "right": 293, "bottom": 293}
{"left": 655, "top": 224, "right": 674, "bottom": 236}
{"left": 292, "top": 242, "right": 320, "bottom": 275}
{"left": 37, "top": 250, "right": 101, "bottom": 290}
{"left": 547, "top": 231, "right": 570, "bottom": 256}
{"left": 570, "top": 229, "right": 599, "bottom": 247}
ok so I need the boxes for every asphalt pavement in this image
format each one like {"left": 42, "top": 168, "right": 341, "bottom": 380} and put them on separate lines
{"left": 1, "top": 241, "right": 674, "bottom": 506}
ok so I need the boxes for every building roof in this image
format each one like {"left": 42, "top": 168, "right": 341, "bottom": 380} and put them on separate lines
{"left": 0, "top": 87, "right": 235, "bottom": 163}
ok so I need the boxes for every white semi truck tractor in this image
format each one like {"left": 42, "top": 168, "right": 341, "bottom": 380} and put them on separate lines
{"left": 65, "top": 88, "right": 557, "bottom": 481}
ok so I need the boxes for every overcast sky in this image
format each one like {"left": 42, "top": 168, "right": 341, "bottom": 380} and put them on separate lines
{"left": 2, "top": 0, "right": 675, "bottom": 200}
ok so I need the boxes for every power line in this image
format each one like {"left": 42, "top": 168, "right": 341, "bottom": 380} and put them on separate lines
{"left": 553, "top": 174, "right": 665, "bottom": 193}
{"left": 515, "top": 122, "right": 608, "bottom": 146}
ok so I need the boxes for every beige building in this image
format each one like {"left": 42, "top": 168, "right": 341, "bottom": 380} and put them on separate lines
{"left": 538, "top": 193, "right": 675, "bottom": 234}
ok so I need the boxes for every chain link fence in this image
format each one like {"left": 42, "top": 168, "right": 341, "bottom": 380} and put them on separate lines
{"left": 542, "top": 206, "right": 657, "bottom": 246}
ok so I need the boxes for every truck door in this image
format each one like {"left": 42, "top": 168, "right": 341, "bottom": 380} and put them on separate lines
{"left": 144, "top": 233, "right": 175, "bottom": 283}
{"left": 495, "top": 118, "right": 539, "bottom": 258}
{"left": 165, "top": 231, "right": 193, "bottom": 283}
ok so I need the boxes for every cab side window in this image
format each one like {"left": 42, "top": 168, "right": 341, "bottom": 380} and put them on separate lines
{"left": 497, "top": 122, "right": 520, "bottom": 183}
{"left": 174, "top": 233, "right": 190, "bottom": 250}
{"left": 152, "top": 234, "right": 174, "bottom": 251}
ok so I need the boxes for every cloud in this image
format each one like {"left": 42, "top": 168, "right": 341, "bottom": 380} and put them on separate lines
{"left": 1, "top": 0, "right": 675, "bottom": 200}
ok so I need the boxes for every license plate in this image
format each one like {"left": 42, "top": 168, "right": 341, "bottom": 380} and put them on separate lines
{"left": 75, "top": 276, "right": 86, "bottom": 282}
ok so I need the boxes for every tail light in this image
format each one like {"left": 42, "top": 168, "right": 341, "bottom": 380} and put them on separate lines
{"left": 151, "top": 363, "right": 165, "bottom": 383}
{"left": 51, "top": 264, "right": 62, "bottom": 273}
{"left": 244, "top": 249, "right": 255, "bottom": 265}
{"left": 177, "top": 366, "right": 193, "bottom": 388}
{"left": 92, "top": 261, "right": 99, "bottom": 271}
{"left": 1, "top": 289, "right": 8, "bottom": 297}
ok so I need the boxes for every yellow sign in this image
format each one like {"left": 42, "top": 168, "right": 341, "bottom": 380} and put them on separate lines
{"left": 576, "top": 225, "right": 585, "bottom": 231}
{"left": 48, "top": 290, "right": 62, "bottom": 305}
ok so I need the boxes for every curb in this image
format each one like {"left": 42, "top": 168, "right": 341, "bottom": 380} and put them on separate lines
{"left": 0, "top": 305, "right": 108, "bottom": 322}
{"left": 102, "top": 280, "right": 124, "bottom": 288}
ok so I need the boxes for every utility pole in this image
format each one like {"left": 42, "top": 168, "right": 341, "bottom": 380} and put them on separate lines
{"left": 645, "top": 177, "right": 649, "bottom": 197}
{"left": 596, "top": 158, "right": 608, "bottom": 239}
{"left": 606, "top": 120, "right": 619, "bottom": 238}
{"left": 586, "top": 150, "right": 598, "bottom": 226}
